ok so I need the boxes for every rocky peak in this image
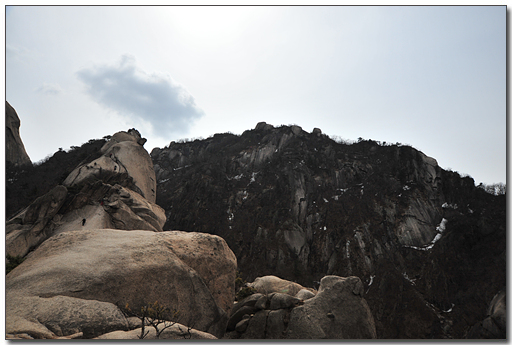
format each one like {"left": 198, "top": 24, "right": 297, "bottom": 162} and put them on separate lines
{"left": 6, "top": 127, "right": 237, "bottom": 340}
{"left": 7, "top": 128, "right": 165, "bottom": 258}
{"left": 5, "top": 102, "right": 31, "bottom": 167}
{"left": 64, "top": 129, "right": 156, "bottom": 203}
{"left": 151, "top": 122, "right": 505, "bottom": 339}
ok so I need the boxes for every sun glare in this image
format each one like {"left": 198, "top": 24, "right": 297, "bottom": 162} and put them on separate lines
{"left": 157, "top": 7, "right": 265, "bottom": 47}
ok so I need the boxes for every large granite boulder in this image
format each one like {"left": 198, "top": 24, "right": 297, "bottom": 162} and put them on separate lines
{"left": 286, "top": 275, "right": 376, "bottom": 339}
{"left": 247, "top": 275, "right": 315, "bottom": 296}
{"left": 6, "top": 101, "right": 31, "bottom": 166}
{"left": 225, "top": 275, "right": 376, "bottom": 339}
{"left": 6, "top": 229, "right": 237, "bottom": 339}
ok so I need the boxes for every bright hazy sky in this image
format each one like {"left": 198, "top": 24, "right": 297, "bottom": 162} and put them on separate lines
{"left": 5, "top": 5, "right": 506, "bottom": 185}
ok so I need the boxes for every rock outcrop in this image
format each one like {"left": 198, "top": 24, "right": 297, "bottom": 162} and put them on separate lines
{"left": 6, "top": 229, "right": 236, "bottom": 339}
{"left": 225, "top": 275, "right": 376, "bottom": 339}
{"left": 6, "top": 128, "right": 237, "bottom": 340}
{"left": 6, "top": 185, "right": 68, "bottom": 257}
{"left": 64, "top": 128, "right": 156, "bottom": 203}
{"left": 247, "top": 275, "right": 315, "bottom": 296}
{"left": 151, "top": 123, "right": 506, "bottom": 339}
{"left": 467, "top": 290, "right": 506, "bottom": 339}
{"left": 6, "top": 101, "right": 31, "bottom": 167}
{"left": 6, "top": 129, "right": 165, "bottom": 258}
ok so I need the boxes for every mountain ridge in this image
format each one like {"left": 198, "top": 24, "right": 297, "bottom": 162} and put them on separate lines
{"left": 5, "top": 111, "right": 506, "bottom": 339}
{"left": 150, "top": 121, "right": 506, "bottom": 338}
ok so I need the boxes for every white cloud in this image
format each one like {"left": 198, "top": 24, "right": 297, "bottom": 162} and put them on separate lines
{"left": 6, "top": 44, "right": 33, "bottom": 62}
{"left": 35, "top": 82, "right": 63, "bottom": 95}
{"left": 76, "top": 54, "right": 205, "bottom": 139}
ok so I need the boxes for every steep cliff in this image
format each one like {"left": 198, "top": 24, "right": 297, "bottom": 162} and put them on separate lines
{"left": 151, "top": 122, "right": 506, "bottom": 339}
{"left": 5, "top": 101, "right": 31, "bottom": 167}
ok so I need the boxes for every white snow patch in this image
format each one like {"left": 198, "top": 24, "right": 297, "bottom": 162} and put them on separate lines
{"left": 233, "top": 174, "right": 244, "bottom": 181}
{"left": 402, "top": 272, "right": 416, "bottom": 285}
{"left": 323, "top": 226, "right": 327, "bottom": 231}
{"left": 442, "top": 203, "right": 458, "bottom": 209}
{"left": 404, "top": 218, "right": 448, "bottom": 251}
{"left": 403, "top": 185, "right": 411, "bottom": 191}
{"left": 346, "top": 240, "right": 351, "bottom": 258}
{"left": 436, "top": 218, "right": 448, "bottom": 233}
{"left": 159, "top": 178, "right": 170, "bottom": 183}
{"left": 249, "top": 172, "right": 258, "bottom": 184}
{"left": 443, "top": 303, "right": 454, "bottom": 313}
{"left": 323, "top": 198, "right": 329, "bottom": 203}
{"left": 227, "top": 208, "right": 234, "bottom": 222}
{"left": 368, "top": 275, "right": 375, "bottom": 287}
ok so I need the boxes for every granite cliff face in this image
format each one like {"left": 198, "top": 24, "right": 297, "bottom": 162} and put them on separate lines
{"left": 5, "top": 101, "right": 31, "bottom": 167}
{"left": 151, "top": 122, "right": 506, "bottom": 339}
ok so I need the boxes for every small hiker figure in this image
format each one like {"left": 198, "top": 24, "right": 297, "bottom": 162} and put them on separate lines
{"left": 82, "top": 218, "right": 86, "bottom": 226}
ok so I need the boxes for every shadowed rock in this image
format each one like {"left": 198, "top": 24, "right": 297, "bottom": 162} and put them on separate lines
{"left": 226, "top": 275, "right": 376, "bottom": 339}
{"left": 6, "top": 101, "right": 31, "bottom": 167}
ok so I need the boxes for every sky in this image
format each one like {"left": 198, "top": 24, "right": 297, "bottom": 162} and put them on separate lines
{"left": 4, "top": 4, "right": 507, "bottom": 185}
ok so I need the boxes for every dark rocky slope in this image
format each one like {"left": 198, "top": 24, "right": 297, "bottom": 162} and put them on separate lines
{"left": 6, "top": 138, "right": 106, "bottom": 220}
{"left": 151, "top": 122, "right": 506, "bottom": 339}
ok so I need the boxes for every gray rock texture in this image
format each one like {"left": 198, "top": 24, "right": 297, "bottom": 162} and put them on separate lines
{"left": 467, "top": 290, "right": 506, "bottom": 339}
{"left": 5, "top": 101, "right": 31, "bottom": 166}
{"left": 226, "top": 275, "right": 376, "bottom": 339}
{"left": 286, "top": 276, "right": 375, "bottom": 339}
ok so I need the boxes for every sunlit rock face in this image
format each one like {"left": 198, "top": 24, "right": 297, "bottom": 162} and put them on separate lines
{"left": 6, "top": 101, "right": 31, "bottom": 167}
{"left": 6, "top": 229, "right": 236, "bottom": 339}
{"left": 152, "top": 122, "right": 505, "bottom": 339}
{"left": 64, "top": 129, "right": 157, "bottom": 203}
{"left": 6, "top": 129, "right": 164, "bottom": 258}
{"left": 5, "top": 127, "right": 238, "bottom": 339}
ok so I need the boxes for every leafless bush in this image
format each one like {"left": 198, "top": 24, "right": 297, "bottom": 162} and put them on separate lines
{"left": 123, "top": 301, "right": 180, "bottom": 339}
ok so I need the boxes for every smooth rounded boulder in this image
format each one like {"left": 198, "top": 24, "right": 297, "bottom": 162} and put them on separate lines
{"left": 6, "top": 229, "right": 236, "bottom": 339}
